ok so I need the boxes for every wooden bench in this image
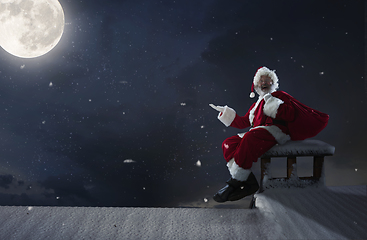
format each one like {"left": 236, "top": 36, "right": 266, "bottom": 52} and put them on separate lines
{"left": 259, "top": 139, "right": 335, "bottom": 191}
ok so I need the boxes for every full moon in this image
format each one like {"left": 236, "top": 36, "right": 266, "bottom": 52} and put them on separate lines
{"left": 0, "top": 0, "right": 65, "bottom": 58}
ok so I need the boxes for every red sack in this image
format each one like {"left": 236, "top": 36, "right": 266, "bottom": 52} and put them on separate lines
{"left": 279, "top": 91, "right": 329, "bottom": 140}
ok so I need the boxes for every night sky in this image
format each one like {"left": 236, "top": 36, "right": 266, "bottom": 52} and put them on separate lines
{"left": 0, "top": 0, "right": 365, "bottom": 208}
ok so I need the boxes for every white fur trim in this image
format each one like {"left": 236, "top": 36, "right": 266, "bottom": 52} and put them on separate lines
{"left": 218, "top": 106, "right": 236, "bottom": 127}
{"left": 252, "top": 125, "right": 290, "bottom": 145}
{"left": 263, "top": 95, "right": 284, "bottom": 118}
{"left": 249, "top": 97, "right": 262, "bottom": 126}
{"left": 227, "top": 158, "right": 251, "bottom": 181}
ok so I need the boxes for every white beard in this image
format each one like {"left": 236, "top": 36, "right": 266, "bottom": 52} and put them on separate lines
{"left": 255, "top": 84, "right": 277, "bottom": 98}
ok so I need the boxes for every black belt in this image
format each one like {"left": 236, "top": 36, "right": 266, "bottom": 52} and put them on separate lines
{"left": 273, "top": 119, "right": 287, "bottom": 126}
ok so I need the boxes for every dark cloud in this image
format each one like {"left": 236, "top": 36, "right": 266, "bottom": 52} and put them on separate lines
{"left": 0, "top": 175, "right": 13, "bottom": 189}
{"left": 0, "top": 193, "right": 34, "bottom": 206}
{"left": 40, "top": 174, "right": 96, "bottom": 206}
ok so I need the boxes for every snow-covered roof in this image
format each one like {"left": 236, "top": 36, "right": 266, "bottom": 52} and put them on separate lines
{"left": 0, "top": 185, "right": 365, "bottom": 239}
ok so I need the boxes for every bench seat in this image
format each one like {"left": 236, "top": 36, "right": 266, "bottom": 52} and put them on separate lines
{"left": 261, "top": 139, "right": 335, "bottom": 158}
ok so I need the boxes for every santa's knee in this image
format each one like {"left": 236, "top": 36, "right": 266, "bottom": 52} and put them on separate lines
{"left": 222, "top": 135, "right": 241, "bottom": 149}
{"left": 222, "top": 140, "right": 230, "bottom": 151}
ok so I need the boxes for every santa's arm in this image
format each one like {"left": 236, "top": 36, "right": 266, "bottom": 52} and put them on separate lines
{"left": 230, "top": 112, "right": 251, "bottom": 129}
{"left": 210, "top": 104, "right": 251, "bottom": 128}
{"left": 263, "top": 93, "right": 295, "bottom": 121}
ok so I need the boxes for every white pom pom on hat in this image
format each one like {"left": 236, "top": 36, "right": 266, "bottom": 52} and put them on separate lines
{"left": 249, "top": 83, "right": 255, "bottom": 98}
{"left": 249, "top": 66, "right": 279, "bottom": 98}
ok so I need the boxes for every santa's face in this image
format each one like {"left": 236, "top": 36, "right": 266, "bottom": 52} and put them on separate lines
{"left": 257, "top": 75, "right": 273, "bottom": 94}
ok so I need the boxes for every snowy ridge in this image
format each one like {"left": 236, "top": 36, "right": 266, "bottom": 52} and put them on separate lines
{"left": 0, "top": 185, "right": 365, "bottom": 239}
{"left": 262, "top": 174, "right": 325, "bottom": 189}
{"left": 255, "top": 185, "right": 367, "bottom": 239}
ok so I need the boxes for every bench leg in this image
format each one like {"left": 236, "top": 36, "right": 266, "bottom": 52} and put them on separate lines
{"left": 260, "top": 157, "right": 270, "bottom": 192}
{"left": 287, "top": 157, "right": 297, "bottom": 178}
{"left": 261, "top": 157, "right": 271, "bottom": 180}
{"left": 313, "top": 156, "right": 324, "bottom": 179}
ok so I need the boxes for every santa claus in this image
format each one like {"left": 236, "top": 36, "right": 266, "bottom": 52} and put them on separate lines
{"left": 210, "top": 66, "right": 328, "bottom": 203}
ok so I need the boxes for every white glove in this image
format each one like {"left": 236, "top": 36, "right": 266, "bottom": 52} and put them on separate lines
{"left": 209, "top": 104, "right": 225, "bottom": 113}
{"left": 264, "top": 93, "right": 272, "bottom": 102}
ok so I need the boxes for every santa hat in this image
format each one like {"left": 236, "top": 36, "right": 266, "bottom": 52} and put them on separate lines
{"left": 249, "top": 66, "right": 279, "bottom": 98}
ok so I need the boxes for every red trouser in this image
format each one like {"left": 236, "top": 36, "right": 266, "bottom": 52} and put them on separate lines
{"left": 222, "top": 128, "right": 277, "bottom": 169}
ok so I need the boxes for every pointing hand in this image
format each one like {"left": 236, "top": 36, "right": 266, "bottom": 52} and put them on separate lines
{"left": 209, "top": 104, "right": 225, "bottom": 113}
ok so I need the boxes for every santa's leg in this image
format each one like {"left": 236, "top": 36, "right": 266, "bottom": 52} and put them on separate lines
{"left": 221, "top": 134, "right": 242, "bottom": 162}
{"left": 233, "top": 128, "right": 278, "bottom": 169}
{"left": 213, "top": 129, "right": 277, "bottom": 202}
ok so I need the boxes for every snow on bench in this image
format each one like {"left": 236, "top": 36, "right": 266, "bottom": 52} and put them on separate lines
{"left": 260, "top": 140, "right": 335, "bottom": 190}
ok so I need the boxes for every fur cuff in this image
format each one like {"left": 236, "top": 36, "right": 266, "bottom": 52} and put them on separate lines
{"left": 218, "top": 106, "right": 236, "bottom": 127}
{"left": 227, "top": 158, "right": 251, "bottom": 181}
{"left": 263, "top": 96, "right": 284, "bottom": 118}
{"left": 252, "top": 125, "right": 290, "bottom": 145}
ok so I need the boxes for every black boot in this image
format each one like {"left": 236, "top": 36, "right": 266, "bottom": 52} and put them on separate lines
{"left": 213, "top": 178, "right": 246, "bottom": 203}
{"left": 227, "top": 172, "right": 259, "bottom": 201}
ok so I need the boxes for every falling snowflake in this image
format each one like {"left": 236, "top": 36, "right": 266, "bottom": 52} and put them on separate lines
{"left": 319, "top": 72, "right": 325, "bottom": 75}
{"left": 180, "top": 103, "right": 186, "bottom": 106}
{"left": 20, "top": 64, "right": 25, "bottom": 69}
{"left": 49, "top": 82, "right": 53, "bottom": 87}
{"left": 196, "top": 160, "right": 201, "bottom": 167}
{"left": 123, "top": 159, "right": 136, "bottom": 163}
{"left": 204, "top": 198, "right": 208, "bottom": 203}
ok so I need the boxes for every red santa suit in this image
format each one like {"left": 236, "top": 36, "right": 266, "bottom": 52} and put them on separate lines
{"left": 214, "top": 67, "right": 329, "bottom": 182}
{"left": 218, "top": 91, "right": 295, "bottom": 181}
